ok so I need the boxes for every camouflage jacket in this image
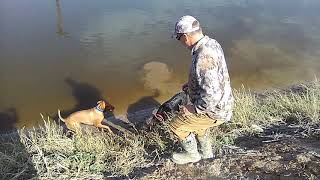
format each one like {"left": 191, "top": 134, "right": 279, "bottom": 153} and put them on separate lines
{"left": 187, "top": 35, "right": 234, "bottom": 121}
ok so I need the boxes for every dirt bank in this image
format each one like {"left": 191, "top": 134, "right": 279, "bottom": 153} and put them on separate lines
{"left": 140, "top": 122, "right": 320, "bottom": 180}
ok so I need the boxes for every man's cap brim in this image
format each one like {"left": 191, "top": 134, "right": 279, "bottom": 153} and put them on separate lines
{"left": 171, "top": 32, "right": 177, "bottom": 39}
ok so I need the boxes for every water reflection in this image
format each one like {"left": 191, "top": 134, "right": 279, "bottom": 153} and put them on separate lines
{"left": 140, "top": 61, "right": 180, "bottom": 95}
{"left": 0, "top": 0, "right": 320, "bottom": 130}
{"left": 55, "top": 0, "right": 69, "bottom": 37}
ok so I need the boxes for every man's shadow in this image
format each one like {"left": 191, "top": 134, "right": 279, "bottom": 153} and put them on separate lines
{"left": 0, "top": 108, "right": 18, "bottom": 133}
{"left": 0, "top": 108, "right": 37, "bottom": 179}
{"left": 126, "top": 90, "right": 161, "bottom": 127}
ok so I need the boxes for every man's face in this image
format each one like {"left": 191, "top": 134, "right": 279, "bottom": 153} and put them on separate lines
{"left": 176, "top": 33, "right": 192, "bottom": 48}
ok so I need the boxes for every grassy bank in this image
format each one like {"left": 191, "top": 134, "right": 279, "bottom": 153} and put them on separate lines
{"left": 1, "top": 81, "right": 320, "bottom": 179}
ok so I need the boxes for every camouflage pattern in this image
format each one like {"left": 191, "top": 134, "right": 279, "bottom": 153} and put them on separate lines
{"left": 187, "top": 35, "right": 234, "bottom": 121}
{"left": 172, "top": 15, "right": 200, "bottom": 37}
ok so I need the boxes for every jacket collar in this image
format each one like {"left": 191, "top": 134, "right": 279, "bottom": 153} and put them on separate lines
{"left": 191, "top": 35, "right": 209, "bottom": 55}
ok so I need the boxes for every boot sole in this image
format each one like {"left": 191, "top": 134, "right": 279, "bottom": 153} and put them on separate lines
{"left": 171, "top": 156, "right": 201, "bottom": 165}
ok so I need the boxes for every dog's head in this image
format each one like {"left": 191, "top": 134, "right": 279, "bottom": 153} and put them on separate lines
{"left": 102, "top": 101, "right": 115, "bottom": 112}
{"left": 96, "top": 100, "right": 115, "bottom": 112}
{"left": 96, "top": 101, "right": 106, "bottom": 111}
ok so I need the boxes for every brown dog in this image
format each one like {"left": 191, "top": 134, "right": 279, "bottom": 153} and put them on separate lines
{"left": 58, "top": 100, "right": 114, "bottom": 134}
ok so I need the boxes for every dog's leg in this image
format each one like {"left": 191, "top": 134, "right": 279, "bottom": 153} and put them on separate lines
{"left": 95, "top": 123, "right": 113, "bottom": 134}
{"left": 66, "top": 121, "right": 82, "bottom": 135}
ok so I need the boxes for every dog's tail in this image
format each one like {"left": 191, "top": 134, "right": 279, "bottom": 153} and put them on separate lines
{"left": 57, "top": 109, "right": 65, "bottom": 122}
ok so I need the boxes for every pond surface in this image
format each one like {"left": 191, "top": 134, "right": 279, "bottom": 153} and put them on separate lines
{"left": 1, "top": 0, "right": 320, "bottom": 130}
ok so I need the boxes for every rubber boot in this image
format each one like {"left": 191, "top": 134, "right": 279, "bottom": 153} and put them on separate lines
{"left": 197, "top": 131, "right": 214, "bottom": 159}
{"left": 171, "top": 134, "right": 201, "bottom": 164}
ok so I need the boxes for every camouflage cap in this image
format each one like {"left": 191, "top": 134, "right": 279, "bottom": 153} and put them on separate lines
{"left": 172, "top": 15, "right": 200, "bottom": 39}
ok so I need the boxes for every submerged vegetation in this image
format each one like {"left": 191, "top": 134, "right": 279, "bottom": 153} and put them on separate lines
{"left": 1, "top": 81, "right": 320, "bottom": 179}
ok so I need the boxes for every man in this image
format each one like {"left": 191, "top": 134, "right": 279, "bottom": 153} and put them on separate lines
{"left": 169, "top": 15, "right": 234, "bottom": 164}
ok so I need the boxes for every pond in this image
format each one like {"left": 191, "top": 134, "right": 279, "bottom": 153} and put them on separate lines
{"left": 1, "top": 0, "right": 320, "bottom": 130}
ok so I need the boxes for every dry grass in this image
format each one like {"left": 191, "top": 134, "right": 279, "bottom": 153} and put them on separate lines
{"left": 1, "top": 81, "right": 320, "bottom": 179}
{"left": 212, "top": 80, "right": 320, "bottom": 146}
{"left": 1, "top": 119, "right": 147, "bottom": 179}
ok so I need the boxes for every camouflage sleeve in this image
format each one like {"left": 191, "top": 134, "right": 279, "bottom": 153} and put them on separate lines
{"left": 194, "top": 55, "right": 222, "bottom": 113}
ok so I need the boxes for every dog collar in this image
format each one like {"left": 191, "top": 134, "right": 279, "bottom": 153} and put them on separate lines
{"left": 95, "top": 106, "right": 104, "bottom": 112}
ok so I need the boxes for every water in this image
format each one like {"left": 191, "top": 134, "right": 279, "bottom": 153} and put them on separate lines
{"left": 1, "top": 0, "right": 320, "bottom": 130}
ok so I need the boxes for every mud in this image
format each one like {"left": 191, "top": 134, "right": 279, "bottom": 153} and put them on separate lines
{"left": 140, "top": 123, "right": 320, "bottom": 180}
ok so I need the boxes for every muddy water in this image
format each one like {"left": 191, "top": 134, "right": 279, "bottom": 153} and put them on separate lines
{"left": 1, "top": 0, "right": 320, "bottom": 130}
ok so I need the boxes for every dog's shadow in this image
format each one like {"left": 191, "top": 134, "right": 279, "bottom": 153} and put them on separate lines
{"left": 52, "top": 78, "right": 121, "bottom": 134}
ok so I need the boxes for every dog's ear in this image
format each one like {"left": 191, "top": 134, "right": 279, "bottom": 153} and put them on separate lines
{"left": 97, "top": 100, "right": 106, "bottom": 110}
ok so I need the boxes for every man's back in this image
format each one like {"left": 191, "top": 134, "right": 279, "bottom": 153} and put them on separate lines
{"left": 188, "top": 36, "right": 234, "bottom": 121}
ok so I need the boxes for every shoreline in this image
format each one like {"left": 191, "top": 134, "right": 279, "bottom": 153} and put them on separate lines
{"left": 1, "top": 80, "right": 320, "bottom": 179}
{"left": 1, "top": 80, "right": 316, "bottom": 135}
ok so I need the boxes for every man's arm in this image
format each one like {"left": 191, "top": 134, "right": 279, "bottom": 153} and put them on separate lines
{"left": 194, "top": 56, "right": 222, "bottom": 114}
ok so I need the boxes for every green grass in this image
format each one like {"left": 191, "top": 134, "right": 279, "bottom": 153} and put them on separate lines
{"left": 1, "top": 81, "right": 320, "bottom": 179}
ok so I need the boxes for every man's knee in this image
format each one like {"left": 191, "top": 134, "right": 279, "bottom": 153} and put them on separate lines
{"left": 170, "top": 127, "right": 192, "bottom": 140}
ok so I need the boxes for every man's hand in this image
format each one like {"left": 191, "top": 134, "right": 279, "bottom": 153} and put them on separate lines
{"left": 180, "top": 105, "right": 196, "bottom": 115}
